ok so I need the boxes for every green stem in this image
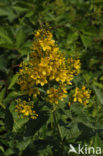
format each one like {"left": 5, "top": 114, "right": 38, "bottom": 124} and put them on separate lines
{"left": 53, "top": 104, "right": 65, "bottom": 156}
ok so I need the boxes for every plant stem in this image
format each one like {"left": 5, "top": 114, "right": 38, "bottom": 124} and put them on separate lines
{"left": 53, "top": 104, "right": 65, "bottom": 156}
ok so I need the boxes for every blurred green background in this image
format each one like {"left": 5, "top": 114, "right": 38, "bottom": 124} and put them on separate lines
{"left": 0, "top": 0, "right": 103, "bottom": 156}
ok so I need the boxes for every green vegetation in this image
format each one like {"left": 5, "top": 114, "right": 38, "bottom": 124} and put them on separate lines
{"left": 0, "top": 0, "right": 103, "bottom": 156}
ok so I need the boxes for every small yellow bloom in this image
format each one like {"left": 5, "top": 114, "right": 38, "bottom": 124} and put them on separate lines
{"left": 72, "top": 86, "right": 91, "bottom": 105}
{"left": 16, "top": 99, "right": 38, "bottom": 119}
{"left": 47, "top": 86, "right": 67, "bottom": 104}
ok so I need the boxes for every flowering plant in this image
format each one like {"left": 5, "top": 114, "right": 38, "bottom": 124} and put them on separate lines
{"left": 16, "top": 25, "right": 88, "bottom": 120}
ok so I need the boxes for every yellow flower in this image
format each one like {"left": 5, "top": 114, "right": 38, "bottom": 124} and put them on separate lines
{"left": 67, "top": 57, "right": 80, "bottom": 75}
{"left": 47, "top": 85, "right": 67, "bottom": 104}
{"left": 73, "top": 86, "right": 91, "bottom": 105}
{"left": 16, "top": 99, "right": 38, "bottom": 119}
{"left": 16, "top": 26, "right": 81, "bottom": 118}
{"left": 18, "top": 27, "right": 81, "bottom": 92}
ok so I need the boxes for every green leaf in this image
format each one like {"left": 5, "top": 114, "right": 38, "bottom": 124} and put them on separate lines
{"left": 12, "top": 6, "right": 29, "bottom": 13}
{"left": 17, "top": 137, "right": 32, "bottom": 152}
{"left": 93, "top": 81, "right": 103, "bottom": 89}
{"left": 0, "top": 87, "right": 6, "bottom": 103}
{"left": 16, "top": 29, "right": 26, "bottom": 48}
{"left": 0, "top": 7, "right": 17, "bottom": 22}
{"left": 4, "top": 148, "right": 14, "bottom": 156}
{"left": 0, "top": 27, "right": 13, "bottom": 44}
{"left": 91, "top": 133, "right": 102, "bottom": 148}
{"left": 25, "top": 10, "right": 34, "bottom": 17}
{"left": 94, "top": 0, "right": 103, "bottom": 3}
{"left": 67, "top": 31, "right": 79, "bottom": 44}
{"left": 5, "top": 108, "right": 14, "bottom": 131}
{"left": 8, "top": 74, "right": 19, "bottom": 90}
{"left": 18, "top": 40, "right": 32, "bottom": 55}
{"left": 24, "top": 110, "right": 49, "bottom": 136}
{"left": 0, "top": 146, "right": 4, "bottom": 152}
{"left": 9, "top": 102, "right": 28, "bottom": 132}
{"left": 93, "top": 86, "right": 103, "bottom": 105}
{"left": 80, "top": 34, "right": 92, "bottom": 48}
{"left": 3, "top": 91, "right": 22, "bottom": 105}
{"left": 100, "top": 76, "right": 103, "bottom": 81}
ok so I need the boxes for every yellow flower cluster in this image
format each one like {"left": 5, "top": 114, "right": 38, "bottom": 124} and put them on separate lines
{"left": 73, "top": 86, "right": 91, "bottom": 105}
{"left": 16, "top": 26, "right": 81, "bottom": 118}
{"left": 18, "top": 28, "right": 80, "bottom": 91}
{"left": 67, "top": 57, "right": 80, "bottom": 75}
{"left": 47, "top": 86, "right": 67, "bottom": 104}
{"left": 15, "top": 99, "right": 38, "bottom": 119}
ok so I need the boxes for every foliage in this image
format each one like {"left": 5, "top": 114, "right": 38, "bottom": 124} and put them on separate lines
{"left": 0, "top": 0, "right": 103, "bottom": 156}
